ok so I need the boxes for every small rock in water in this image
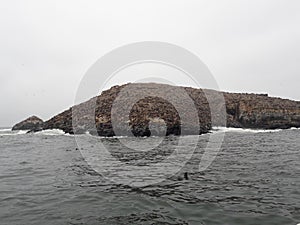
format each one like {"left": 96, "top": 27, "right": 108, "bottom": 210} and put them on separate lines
{"left": 12, "top": 115, "right": 44, "bottom": 131}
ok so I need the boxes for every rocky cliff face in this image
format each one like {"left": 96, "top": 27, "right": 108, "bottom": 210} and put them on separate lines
{"left": 14, "top": 83, "right": 300, "bottom": 135}
{"left": 12, "top": 116, "right": 44, "bottom": 131}
{"left": 224, "top": 92, "right": 300, "bottom": 129}
{"left": 43, "top": 83, "right": 214, "bottom": 136}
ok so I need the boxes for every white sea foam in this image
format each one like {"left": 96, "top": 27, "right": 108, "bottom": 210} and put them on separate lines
{"left": 35, "top": 129, "right": 69, "bottom": 136}
{"left": 0, "top": 130, "right": 28, "bottom": 136}
{"left": 211, "top": 127, "right": 282, "bottom": 133}
{"left": 290, "top": 127, "right": 300, "bottom": 130}
{"left": 0, "top": 128, "right": 12, "bottom": 132}
{"left": 1, "top": 126, "right": 297, "bottom": 138}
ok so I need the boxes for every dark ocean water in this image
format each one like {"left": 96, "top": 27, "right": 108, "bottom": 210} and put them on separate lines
{"left": 0, "top": 128, "right": 299, "bottom": 225}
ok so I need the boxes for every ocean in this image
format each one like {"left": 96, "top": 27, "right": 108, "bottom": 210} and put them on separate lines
{"left": 0, "top": 128, "right": 299, "bottom": 225}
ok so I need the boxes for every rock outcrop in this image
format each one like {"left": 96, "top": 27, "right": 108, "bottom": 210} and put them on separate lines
{"left": 43, "top": 83, "right": 214, "bottom": 136}
{"left": 14, "top": 83, "right": 300, "bottom": 136}
{"left": 12, "top": 116, "right": 44, "bottom": 131}
{"left": 224, "top": 92, "right": 300, "bottom": 129}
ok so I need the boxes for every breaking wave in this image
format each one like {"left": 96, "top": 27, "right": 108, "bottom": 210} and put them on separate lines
{"left": 35, "top": 129, "right": 71, "bottom": 136}
{"left": 1, "top": 126, "right": 298, "bottom": 137}
{"left": 211, "top": 127, "right": 283, "bottom": 133}
{"left": 0, "top": 129, "right": 28, "bottom": 136}
{"left": 0, "top": 128, "right": 70, "bottom": 136}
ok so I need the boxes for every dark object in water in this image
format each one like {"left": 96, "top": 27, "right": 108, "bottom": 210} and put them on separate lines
{"left": 26, "top": 127, "right": 43, "bottom": 133}
{"left": 184, "top": 172, "right": 189, "bottom": 180}
{"left": 178, "top": 172, "right": 189, "bottom": 181}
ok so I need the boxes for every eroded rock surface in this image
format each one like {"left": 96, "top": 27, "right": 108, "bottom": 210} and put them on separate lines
{"left": 12, "top": 116, "right": 44, "bottom": 131}
{"left": 19, "top": 83, "right": 300, "bottom": 136}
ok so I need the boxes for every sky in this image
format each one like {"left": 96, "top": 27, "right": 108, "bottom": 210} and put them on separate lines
{"left": 0, "top": 0, "right": 299, "bottom": 127}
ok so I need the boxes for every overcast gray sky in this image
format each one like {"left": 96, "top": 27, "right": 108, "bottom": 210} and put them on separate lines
{"left": 1, "top": 0, "right": 299, "bottom": 127}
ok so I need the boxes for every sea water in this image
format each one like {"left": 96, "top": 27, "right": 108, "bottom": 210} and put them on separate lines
{"left": 0, "top": 128, "right": 299, "bottom": 225}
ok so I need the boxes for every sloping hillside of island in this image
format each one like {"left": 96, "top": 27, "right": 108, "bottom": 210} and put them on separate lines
{"left": 13, "top": 83, "right": 300, "bottom": 136}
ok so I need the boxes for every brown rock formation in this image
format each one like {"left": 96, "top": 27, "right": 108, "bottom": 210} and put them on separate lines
{"left": 12, "top": 116, "right": 44, "bottom": 131}
{"left": 224, "top": 92, "right": 300, "bottom": 129}
{"left": 43, "top": 83, "right": 214, "bottom": 136}
{"left": 22, "top": 83, "right": 300, "bottom": 136}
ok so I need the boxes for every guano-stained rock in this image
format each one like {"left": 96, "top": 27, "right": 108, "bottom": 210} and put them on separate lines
{"left": 15, "top": 83, "right": 300, "bottom": 136}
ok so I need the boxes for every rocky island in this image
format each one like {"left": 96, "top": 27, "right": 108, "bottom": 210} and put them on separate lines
{"left": 12, "top": 116, "right": 44, "bottom": 132}
{"left": 13, "top": 83, "right": 300, "bottom": 136}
